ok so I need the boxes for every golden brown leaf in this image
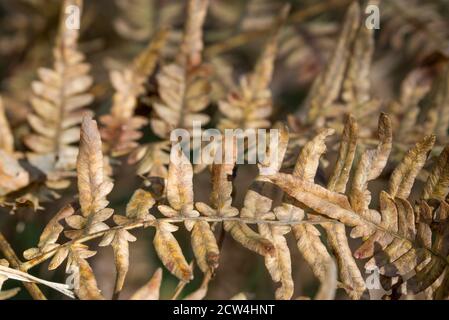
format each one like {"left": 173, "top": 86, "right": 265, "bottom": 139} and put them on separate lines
{"left": 191, "top": 220, "right": 219, "bottom": 274}
{"left": 304, "top": 2, "right": 361, "bottom": 123}
{"left": 218, "top": 5, "right": 289, "bottom": 130}
{"left": 388, "top": 135, "right": 436, "bottom": 198}
{"left": 153, "top": 222, "right": 193, "bottom": 282}
{"left": 130, "top": 268, "right": 162, "bottom": 300}
{"left": 158, "top": 147, "right": 199, "bottom": 231}
{"left": 25, "top": 0, "right": 93, "bottom": 176}
{"left": 99, "top": 229, "right": 136, "bottom": 296}
{"left": 100, "top": 28, "right": 168, "bottom": 156}
{"left": 67, "top": 244, "right": 104, "bottom": 300}
{"left": 422, "top": 145, "right": 449, "bottom": 200}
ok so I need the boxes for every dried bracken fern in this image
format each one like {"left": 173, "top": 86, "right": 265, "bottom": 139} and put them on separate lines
{"left": 3, "top": 0, "right": 449, "bottom": 302}
{"left": 24, "top": 0, "right": 93, "bottom": 189}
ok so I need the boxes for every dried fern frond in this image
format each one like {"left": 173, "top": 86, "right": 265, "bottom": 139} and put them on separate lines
{"left": 302, "top": 2, "right": 361, "bottom": 124}
{"left": 265, "top": 113, "right": 449, "bottom": 299}
{"left": 24, "top": 0, "right": 93, "bottom": 188}
{"left": 67, "top": 116, "right": 114, "bottom": 238}
{"left": 0, "top": 97, "right": 30, "bottom": 200}
{"left": 0, "top": 262, "right": 74, "bottom": 298}
{"left": 157, "top": 146, "right": 219, "bottom": 276}
{"left": 149, "top": 0, "right": 211, "bottom": 139}
{"left": 100, "top": 29, "right": 168, "bottom": 157}
{"left": 23, "top": 117, "right": 111, "bottom": 299}
{"left": 217, "top": 5, "right": 289, "bottom": 131}
{"left": 380, "top": 0, "right": 449, "bottom": 62}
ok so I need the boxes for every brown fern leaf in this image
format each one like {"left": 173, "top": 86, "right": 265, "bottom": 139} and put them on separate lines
{"left": 158, "top": 146, "right": 219, "bottom": 275}
{"left": 0, "top": 98, "right": 30, "bottom": 199}
{"left": 150, "top": 0, "right": 211, "bottom": 139}
{"left": 64, "top": 116, "right": 114, "bottom": 239}
{"left": 99, "top": 229, "right": 136, "bottom": 298}
{"left": 265, "top": 114, "right": 449, "bottom": 299}
{"left": 24, "top": 0, "right": 93, "bottom": 187}
{"left": 217, "top": 5, "right": 289, "bottom": 131}
{"left": 236, "top": 124, "right": 293, "bottom": 299}
{"left": 153, "top": 221, "right": 193, "bottom": 282}
{"left": 100, "top": 29, "right": 168, "bottom": 157}
{"left": 66, "top": 244, "right": 104, "bottom": 300}
{"left": 303, "top": 2, "right": 360, "bottom": 124}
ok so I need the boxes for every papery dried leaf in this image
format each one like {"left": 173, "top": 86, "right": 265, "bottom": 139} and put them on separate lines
{"left": 130, "top": 141, "right": 170, "bottom": 179}
{"left": 266, "top": 173, "right": 363, "bottom": 228}
{"left": 259, "top": 223, "right": 293, "bottom": 299}
{"left": 150, "top": 0, "right": 211, "bottom": 139}
{"left": 191, "top": 220, "right": 219, "bottom": 274}
{"left": 327, "top": 115, "right": 358, "bottom": 193}
{"left": 180, "top": 0, "right": 209, "bottom": 68}
{"left": 125, "top": 188, "right": 156, "bottom": 222}
{"left": 77, "top": 116, "right": 114, "bottom": 231}
{"left": 130, "top": 268, "right": 162, "bottom": 300}
{"left": 292, "top": 223, "right": 330, "bottom": 282}
{"left": 218, "top": 5, "right": 289, "bottom": 130}
{"left": 100, "top": 29, "right": 168, "bottom": 156}
{"left": 325, "top": 222, "right": 366, "bottom": 299}
{"left": 304, "top": 2, "right": 361, "bottom": 123}
{"left": 369, "top": 113, "right": 393, "bottom": 180}
{"left": 99, "top": 229, "right": 136, "bottom": 296}
{"left": 293, "top": 128, "right": 334, "bottom": 181}
{"left": 282, "top": 126, "right": 360, "bottom": 297}
{"left": 160, "top": 147, "right": 199, "bottom": 231}
{"left": 25, "top": 0, "right": 93, "bottom": 176}
{"left": 195, "top": 138, "right": 238, "bottom": 218}
{"left": 224, "top": 222, "right": 274, "bottom": 256}
{"left": 388, "top": 135, "right": 436, "bottom": 198}
{"left": 153, "top": 222, "right": 192, "bottom": 282}
{"left": 422, "top": 145, "right": 449, "bottom": 200}
{"left": 342, "top": 2, "right": 375, "bottom": 108}
{"left": 67, "top": 244, "right": 104, "bottom": 300}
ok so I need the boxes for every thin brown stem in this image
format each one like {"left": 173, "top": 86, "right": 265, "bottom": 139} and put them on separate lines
{"left": 171, "top": 280, "right": 188, "bottom": 300}
{"left": 0, "top": 232, "right": 47, "bottom": 300}
{"left": 21, "top": 217, "right": 334, "bottom": 271}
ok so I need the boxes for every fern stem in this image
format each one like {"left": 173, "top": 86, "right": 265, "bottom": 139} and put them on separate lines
{"left": 21, "top": 217, "right": 334, "bottom": 271}
{"left": 0, "top": 232, "right": 47, "bottom": 300}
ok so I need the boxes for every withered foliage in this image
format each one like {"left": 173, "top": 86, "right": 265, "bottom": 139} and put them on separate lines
{"left": 1, "top": 0, "right": 449, "bottom": 301}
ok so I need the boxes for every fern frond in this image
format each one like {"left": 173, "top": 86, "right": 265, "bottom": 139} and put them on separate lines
{"left": 266, "top": 113, "right": 449, "bottom": 299}
{"left": 25, "top": 0, "right": 93, "bottom": 187}
{"left": 217, "top": 5, "right": 289, "bottom": 131}
{"left": 100, "top": 29, "right": 168, "bottom": 157}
